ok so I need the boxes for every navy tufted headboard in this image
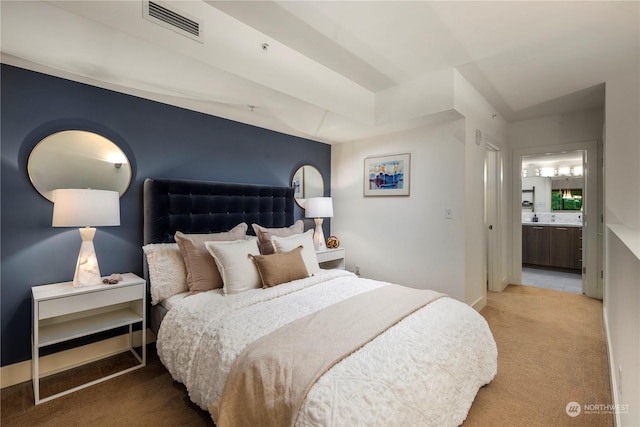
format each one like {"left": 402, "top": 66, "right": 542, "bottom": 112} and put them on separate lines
{"left": 143, "top": 178, "right": 295, "bottom": 334}
{"left": 143, "top": 178, "right": 295, "bottom": 245}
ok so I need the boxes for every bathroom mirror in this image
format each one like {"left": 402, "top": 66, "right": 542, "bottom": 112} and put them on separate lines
{"left": 291, "top": 165, "right": 324, "bottom": 208}
{"left": 27, "top": 130, "right": 132, "bottom": 202}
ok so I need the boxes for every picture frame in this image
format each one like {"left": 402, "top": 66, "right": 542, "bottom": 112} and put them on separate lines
{"left": 364, "top": 153, "right": 410, "bottom": 196}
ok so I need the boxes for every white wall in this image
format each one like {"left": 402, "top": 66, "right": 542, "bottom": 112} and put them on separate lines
{"left": 462, "top": 118, "right": 490, "bottom": 306}
{"left": 606, "top": 230, "right": 639, "bottom": 426}
{"left": 331, "top": 72, "right": 508, "bottom": 308}
{"left": 454, "top": 71, "right": 509, "bottom": 307}
{"left": 331, "top": 119, "right": 467, "bottom": 301}
{"left": 604, "top": 70, "right": 640, "bottom": 427}
{"left": 508, "top": 108, "right": 604, "bottom": 150}
{"left": 605, "top": 76, "right": 640, "bottom": 230}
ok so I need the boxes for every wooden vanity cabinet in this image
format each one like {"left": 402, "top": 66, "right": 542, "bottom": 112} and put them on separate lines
{"left": 522, "top": 225, "right": 582, "bottom": 270}
{"left": 549, "top": 227, "right": 577, "bottom": 269}
{"left": 522, "top": 225, "right": 550, "bottom": 266}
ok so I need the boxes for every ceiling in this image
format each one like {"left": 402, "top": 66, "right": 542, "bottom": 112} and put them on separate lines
{"left": 1, "top": 1, "right": 638, "bottom": 144}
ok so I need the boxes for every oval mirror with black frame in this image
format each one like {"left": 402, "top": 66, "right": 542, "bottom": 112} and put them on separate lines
{"left": 291, "top": 165, "right": 324, "bottom": 208}
{"left": 27, "top": 130, "right": 132, "bottom": 202}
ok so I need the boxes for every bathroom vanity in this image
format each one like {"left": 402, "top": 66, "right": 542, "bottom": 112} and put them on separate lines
{"left": 522, "top": 223, "right": 582, "bottom": 270}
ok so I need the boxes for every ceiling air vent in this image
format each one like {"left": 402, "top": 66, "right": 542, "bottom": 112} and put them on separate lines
{"left": 143, "top": 0, "right": 203, "bottom": 43}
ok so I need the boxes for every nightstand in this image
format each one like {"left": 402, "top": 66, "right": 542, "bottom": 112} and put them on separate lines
{"left": 316, "top": 247, "right": 346, "bottom": 270}
{"left": 31, "top": 273, "right": 146, "bottom": 404}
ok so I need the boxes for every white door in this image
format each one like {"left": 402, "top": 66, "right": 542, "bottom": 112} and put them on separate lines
{"left": 485, "top": 145, "right": 503, "bottom": 292}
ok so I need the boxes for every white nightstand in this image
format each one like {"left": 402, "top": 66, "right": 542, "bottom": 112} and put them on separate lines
{"left": 316, "top": 247, "right": 346, "bottom": 270}
{"left": 31, "top": 273, "right": 146, "bottom": 404}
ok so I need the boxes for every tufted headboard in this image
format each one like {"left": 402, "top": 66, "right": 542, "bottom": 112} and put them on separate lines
{"left": 143, "top": 178, "right": 295, "bottom": 334}
{"left": 143, "top": 178, "right": 295, "bottom": 245}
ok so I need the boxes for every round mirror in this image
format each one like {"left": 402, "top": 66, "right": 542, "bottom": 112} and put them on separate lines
{"left": 292, "top": 165, "right": 324, "bottom": 208}
{"left": 28, "top": 130, "right": 132, "bottom": 201}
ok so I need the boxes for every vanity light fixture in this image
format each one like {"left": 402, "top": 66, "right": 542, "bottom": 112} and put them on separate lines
{"left": 305, "top": 197, "right": 333, "bottom": 251}
{"left": 52, "top": 189, "right": 120, "bottom": 287}
{"left": 539, "top": 167, "right": 555, "bottom": 177}
{"left": 558, "top": 166, "right": 571, "bottom": 176}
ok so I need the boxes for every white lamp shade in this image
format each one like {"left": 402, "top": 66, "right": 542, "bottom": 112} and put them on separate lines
{"left": 305, "top": 197, "right": 333, "bottom": 218}
{"left": 52, "top": 189, "right": 120, "bottom": 227}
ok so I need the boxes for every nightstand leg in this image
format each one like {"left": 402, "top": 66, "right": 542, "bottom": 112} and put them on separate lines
{"left": 33, "top": 343, "right": 40, "bottom": 404}
{"left": 142, "top": 326, "right": 147, "bottom": 366}
{"left": 128, "top": 324, "right": 133, "bottom": 351}
{"left": 32, "top": 303, "right": 40, "bottom": 404}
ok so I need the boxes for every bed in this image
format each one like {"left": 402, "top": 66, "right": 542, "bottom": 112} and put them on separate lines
{"left": 143, "top": 177, "right": 497, "bottom": 427}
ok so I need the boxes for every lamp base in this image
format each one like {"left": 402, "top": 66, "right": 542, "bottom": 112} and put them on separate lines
{"left": 73, "top": 227, "right": 102, "bottom": 287}
{"left": 313, "top": 218, "right": 327, "bottom": 251}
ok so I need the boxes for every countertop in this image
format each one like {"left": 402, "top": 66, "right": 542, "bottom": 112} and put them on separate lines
{"left": 522, "top": 222, "right": 582, "bottom": 227}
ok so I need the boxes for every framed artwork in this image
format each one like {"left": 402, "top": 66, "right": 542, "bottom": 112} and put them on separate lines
{"left": 364, "top": 153, "right": 410, "bottom": 196}
{"left": 292, "top": 167, "right": 304, "bottom": 198}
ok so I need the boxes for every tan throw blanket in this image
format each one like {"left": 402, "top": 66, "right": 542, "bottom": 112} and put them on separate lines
{"left": 211, "top": 284, "right": 444, "bottom": 427}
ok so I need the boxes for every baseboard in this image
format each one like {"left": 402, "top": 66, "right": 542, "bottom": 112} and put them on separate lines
{"left": 1, "top": 329, "right": 156, "bottom": 389}
{"left": 470, "top": 295, "right": 486, "bottom": 311}
{"left": 603, "top": 306, "right": 621, "bottom": 427}
{"left": 500, "top": 276, "right": 509, "bottom": 292}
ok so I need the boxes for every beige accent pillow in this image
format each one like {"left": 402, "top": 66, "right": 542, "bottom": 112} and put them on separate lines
{"left": 252, "top": 220, "right": 304, "bottom": 255}
{"left": 142, "top": 243, "right": 188, "bottom": 305}
{"left": 271, "top": 229, "right": 320, "bottom": 275}
{"left": 250, "top": 247, "right": 309, "bottom": 288}
{"left": 174, "top": 223, "right": 248, "bottom": 292}
{"left": 205, "top": 239, "right": 261, "bottom": 295}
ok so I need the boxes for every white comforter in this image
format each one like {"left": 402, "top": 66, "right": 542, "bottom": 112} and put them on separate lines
{"left": 157, "top": 270, "right": 497, "bottom": 427}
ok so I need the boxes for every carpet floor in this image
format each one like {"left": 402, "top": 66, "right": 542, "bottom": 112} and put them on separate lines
{"left": 1, "top": 284, "right": 612, "bottom": 426}
{"left": 464, "top": 284, "right": 612, "bottom": 427}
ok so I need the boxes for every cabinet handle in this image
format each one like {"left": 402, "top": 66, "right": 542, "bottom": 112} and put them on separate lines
{"left": 556, "top": 227, "right": 568, "bottom": 230}
{"left": 533, "top": 227, "right": 544, "bottom": 229}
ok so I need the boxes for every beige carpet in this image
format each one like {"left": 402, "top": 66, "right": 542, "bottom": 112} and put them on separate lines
{"left": 464, "top": 285, "right": 613, "bottom": 427}
{"left": 1, "top": 284, "right": 612, "bottom": 426}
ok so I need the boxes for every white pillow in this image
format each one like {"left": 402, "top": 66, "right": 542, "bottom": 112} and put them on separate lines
{"left": 142, "top": 243, "right": 188, "bottom": 305}
{"left": 205, "top": 239, "right": 261, "bottom": 295}
{"left": 271, "top": 229, "right": 320, "bottom": 275}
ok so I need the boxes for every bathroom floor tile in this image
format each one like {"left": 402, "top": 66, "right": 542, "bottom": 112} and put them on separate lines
{"left": 522, "top": 266, "right": 583, "bottom": 294}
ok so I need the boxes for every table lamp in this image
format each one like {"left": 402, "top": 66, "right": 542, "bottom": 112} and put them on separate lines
{"left": 305, "top": 197, "right": 333, "bottom": 250}
{"left": 52, "top": 189, "right": 120, "bottom": 287}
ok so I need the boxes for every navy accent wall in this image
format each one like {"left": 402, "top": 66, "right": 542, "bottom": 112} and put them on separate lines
{"left": 0, "top": 64, "right": 331, "bottom": 367}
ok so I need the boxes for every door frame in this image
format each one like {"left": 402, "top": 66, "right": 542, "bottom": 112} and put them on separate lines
{"left": 511, "top": 139, "right": 601, "bottom": 298}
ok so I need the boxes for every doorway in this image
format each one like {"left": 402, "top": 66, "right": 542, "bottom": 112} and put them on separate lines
{"left": 521, "top": 150, "right": 585, "bottom": 293}
{"left": 512, "top": 141, "right": 602, "bottom": 299}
